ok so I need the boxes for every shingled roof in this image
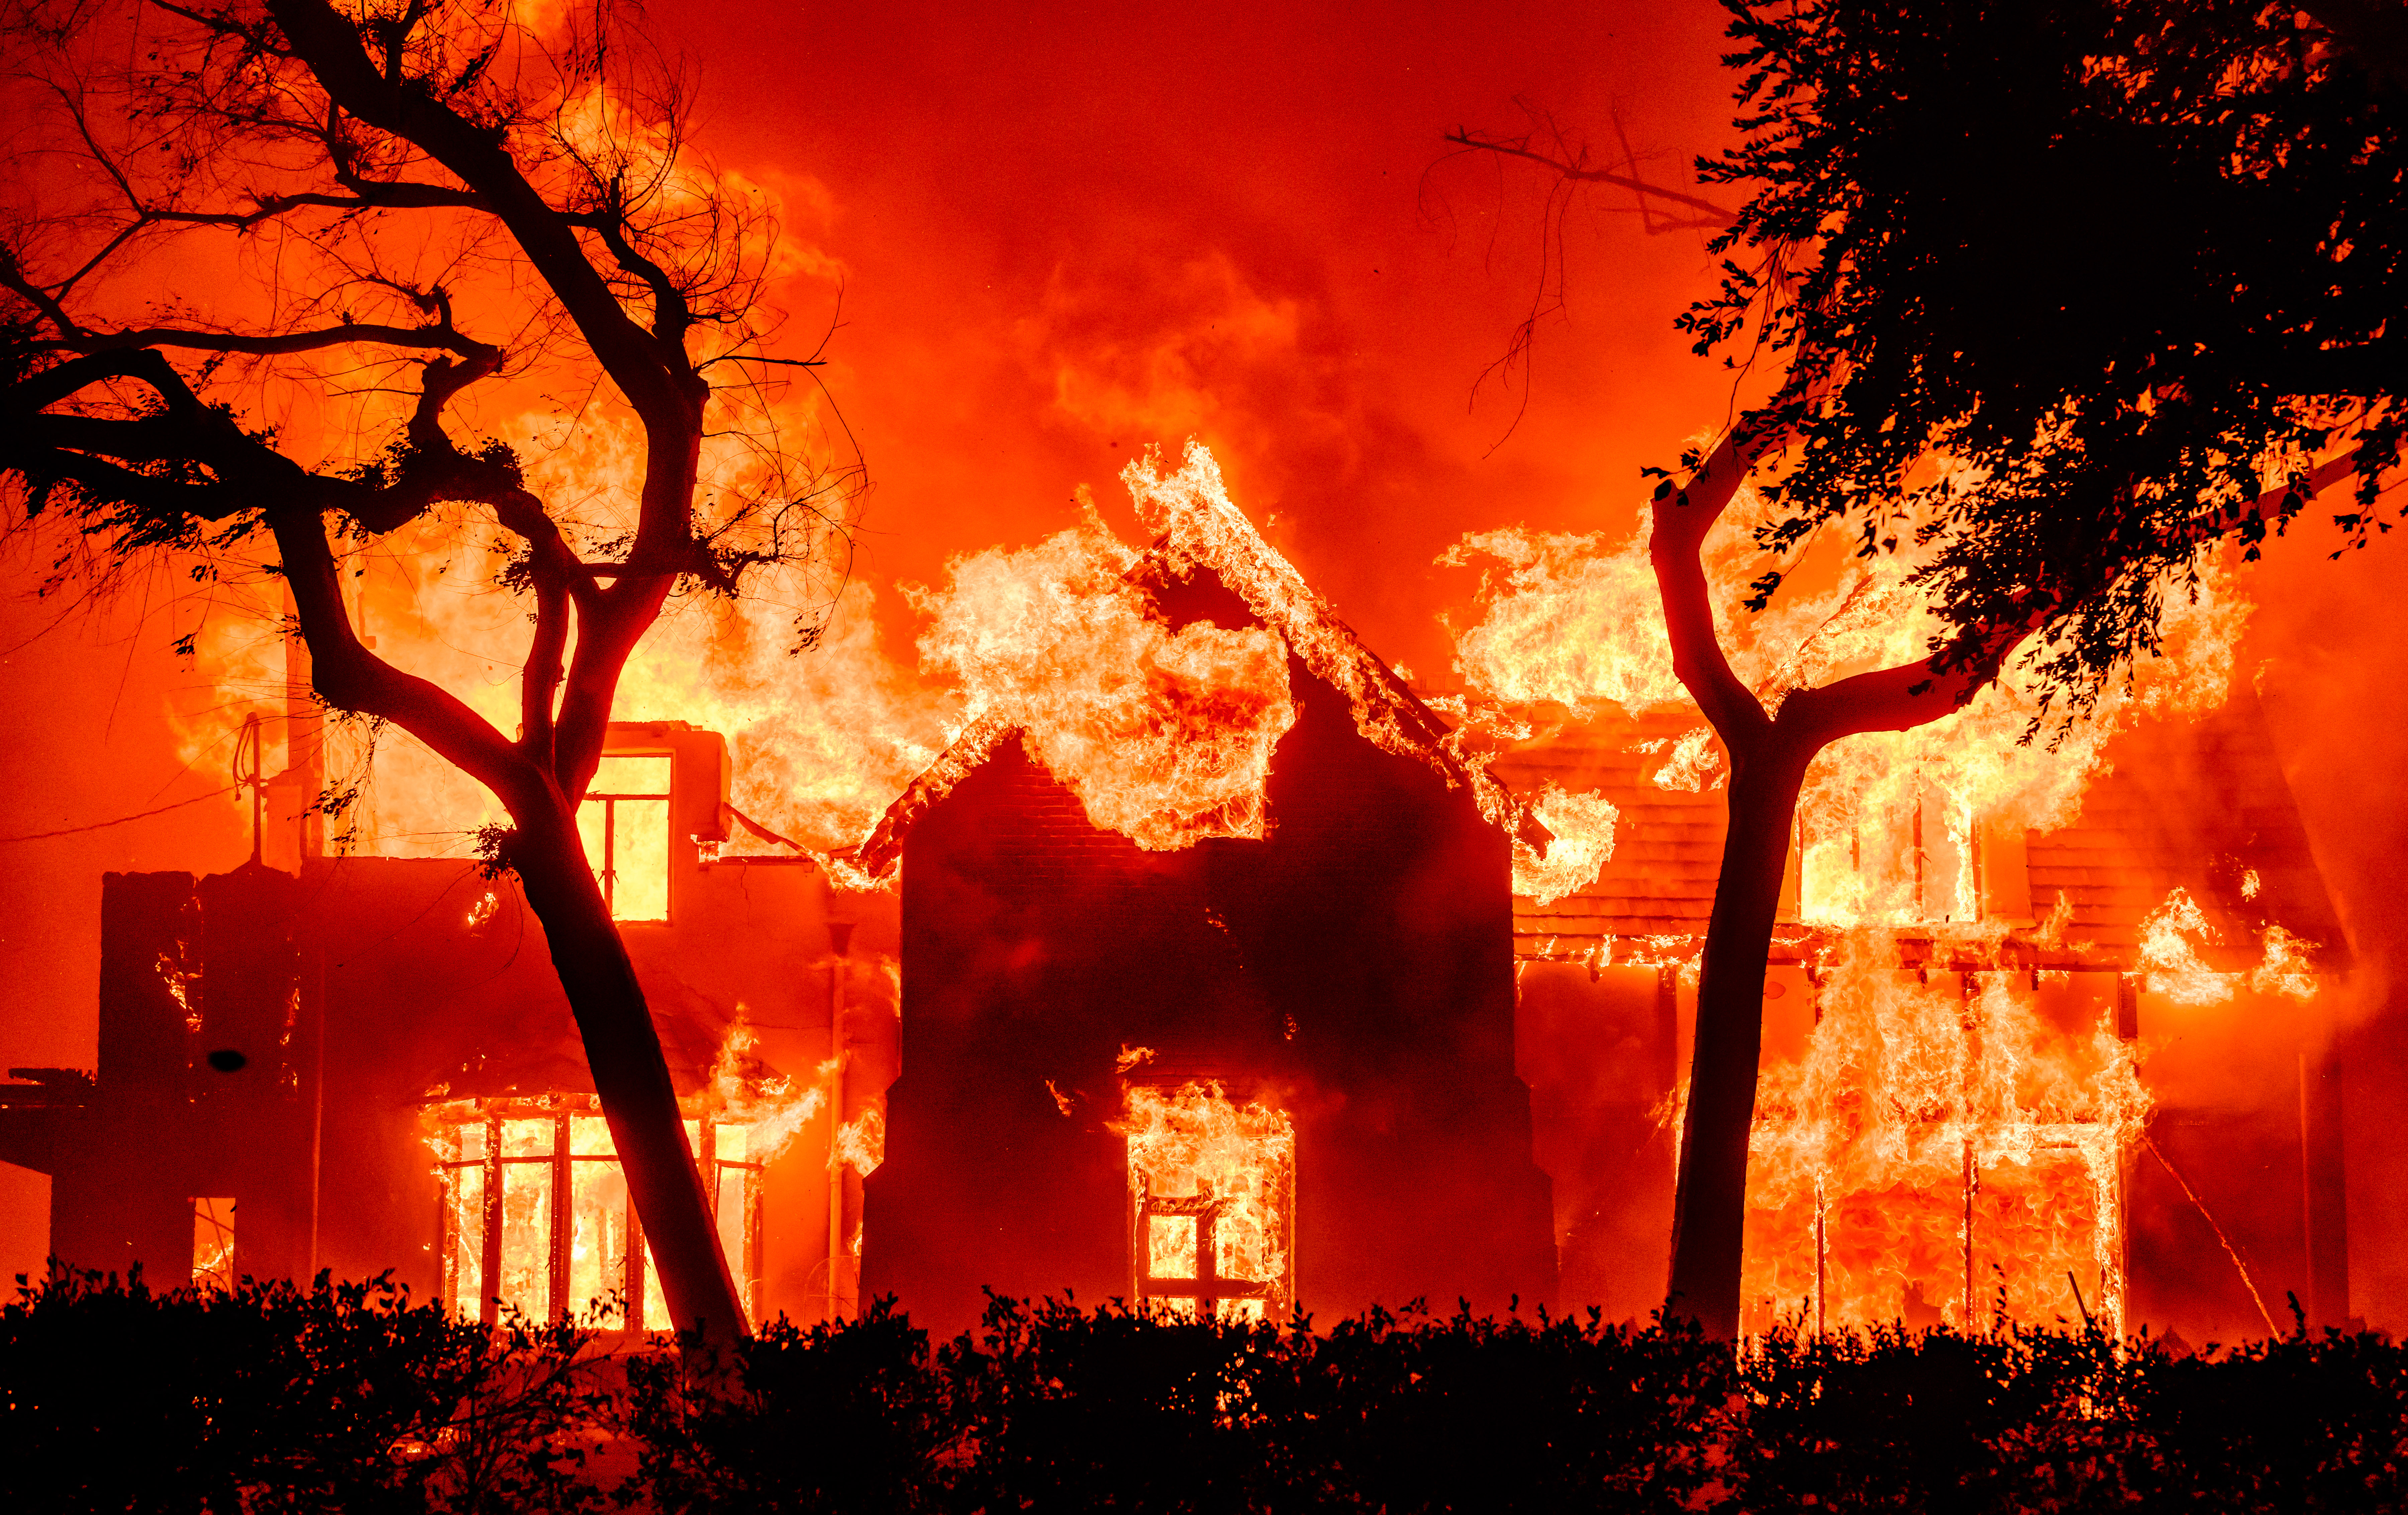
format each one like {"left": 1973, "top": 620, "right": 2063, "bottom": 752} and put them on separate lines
{"left": 2023, "top": 688, "right": 2345, "bottom": 966}
{"left": 1484, "top": 688, "right": 2346, "bottom": 974}
{"left": 1486, "top": 705, "right": 1727, "bottom": 951}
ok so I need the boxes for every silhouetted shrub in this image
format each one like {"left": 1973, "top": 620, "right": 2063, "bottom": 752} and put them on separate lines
{"left": 1246, "top": 1299, "right": 1737, "bottom": 1511}
{"left": 1, "top": 1267, "right": 609, "bottom": 1514}
{"left": 2122, "top": 1322, "right": 2408, "bottom": 1512}
{"left": 6, "top": 1268, "right": 2405, "bottom": 1512}
{"left": 621, "top": 1295, "right": 949, "bottom": 1513}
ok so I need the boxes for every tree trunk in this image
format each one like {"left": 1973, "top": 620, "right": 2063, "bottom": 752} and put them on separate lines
{"left": 1665, "top": 732, "right": 1813, "bottom": 1340}
{"left": 511, "top": 800, "right": 748, "bottom": 1339}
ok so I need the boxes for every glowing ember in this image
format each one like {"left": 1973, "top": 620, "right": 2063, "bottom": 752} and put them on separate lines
{"left": 1116, "top": 1081, "right": 1295, "bottom": 1322}
{"left": 159, "top": 954, "right": 200, "bottom": 1035}
{"left": 191, "top": 1198, "right": 235, "bottom": 1293}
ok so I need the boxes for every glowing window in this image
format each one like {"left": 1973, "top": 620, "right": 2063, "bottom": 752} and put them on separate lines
{"left": 191, "top": 1197, "right": 235, "bottom": 1291}
{"left": 1797, "top": 782, "right": 1980, "bottom": 926}
{"left": 579, "top": 754, "right": 673, "bottom": 922}
{"left": 428, "top": 1099, "right": 762, "bottom": 1330}
{"left": 1121, "top": 1081, "right": 1294, "bottom": 1323}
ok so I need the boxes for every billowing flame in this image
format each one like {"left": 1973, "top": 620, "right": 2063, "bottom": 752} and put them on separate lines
{"left": 1115, "top": 1080, "right": 1294, "bottom": 1322}
{"left": 1445, "top": 515, "right": 2251, "bottom": 932}
{"left": 2136, "top": 887, "right": 2321, "bottom": 1008}
{"left": 1514, "top": 784, "right": 1618, "bottom": 906}
{"left": 1742, "top": 931, "right": 2150, "bottom": 1335}
{"left": 2252, "top": 925, "right": 2320, "bottom": 1003}
{"left": 709, "top": 1019, "right": 825, "bottom": 1164}
{"left": 1652, "top": 727, "right": 1722, "bottom": 792}
{"left": 835, "top": 1108, "right": 886, "bottom": 1177}
{"left": 1440, "top": 528, "right": 1687, "bottom": 716}
{"left": 1130, "top": 443, "right": 1526, "bottom": 836}
{"left": 912, "top": 500, "right": 1295, "bottom": 850}
{"left": 2136, "top": 889, "right": 2228, "bottom": 1006}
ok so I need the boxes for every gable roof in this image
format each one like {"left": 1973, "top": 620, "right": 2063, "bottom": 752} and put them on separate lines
{"left": 851, "top": 491, "right": 1543, "bottom": 881}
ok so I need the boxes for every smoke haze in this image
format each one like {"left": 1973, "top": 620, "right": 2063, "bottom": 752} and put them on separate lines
{"left": 4, "top": 1, "right": 2405, "bottom": 1328}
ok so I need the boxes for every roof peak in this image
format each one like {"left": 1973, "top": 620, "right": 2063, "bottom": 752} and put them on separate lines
{"left": 850, "top": 443, "right": 1539, "bottom": 879}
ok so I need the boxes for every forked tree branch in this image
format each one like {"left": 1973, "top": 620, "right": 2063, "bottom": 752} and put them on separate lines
{"left": 267, "top": 501, "right": 537, "bottom": 811}
{"left": 267, "top": 0, "right": 700, "bottom": 442}
{"left": 1647, "top": 378, "right": 1833, "bottom": 746}
{"left": 521, "top": 571, "right": 571, "bottom": 773}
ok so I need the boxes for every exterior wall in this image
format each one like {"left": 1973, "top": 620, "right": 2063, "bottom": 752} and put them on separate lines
{"left": 3, "top": 810, "right": 894, "bottom": 1327}
{"left": 1513, "top": 963, "right": 1684, "bottom": 1322}
{"left": 2127, "top": 981, "right": 2354, "bottom": 1339}
{"left": 1496, "top": 695, "right": 2355, "bottom": 1332}
{"left": 863, "top": 658, "right": 1558, "bottom": 1335}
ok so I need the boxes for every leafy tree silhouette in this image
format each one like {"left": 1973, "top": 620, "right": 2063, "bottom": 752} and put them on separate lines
{"left": 1460, "top": 0, "right": 2405, "bottom": 1339}
{"left": 0, "top": 0, "right": 861, "bottom": 1339}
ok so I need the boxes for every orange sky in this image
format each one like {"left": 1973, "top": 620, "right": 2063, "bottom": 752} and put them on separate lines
{"left": 6, "top": 1, "right": 2408, "bottom": 1305}
{"left": 652, "top": 0, "right": 1750, "bottom": 670}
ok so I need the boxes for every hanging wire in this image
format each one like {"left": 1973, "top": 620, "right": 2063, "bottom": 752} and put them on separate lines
{"left": 0, "top": 785, "right": 239, "bottom": 845}
{"left": 232, "top": 712, "right": 266, "bottom": 866}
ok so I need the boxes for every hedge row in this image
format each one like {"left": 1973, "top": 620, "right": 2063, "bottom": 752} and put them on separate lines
{"left": 4, "top": 1268, "right": 2404, "bottom": 1512}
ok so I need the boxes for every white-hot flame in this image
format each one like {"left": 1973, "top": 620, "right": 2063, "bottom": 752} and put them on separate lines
{"left": 912, "top": 501, "right": 1295, "bottom": 851}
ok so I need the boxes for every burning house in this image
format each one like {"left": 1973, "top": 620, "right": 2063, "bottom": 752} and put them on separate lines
{"left": 1502, "top": 689, "right": 2351, "bottom": 1345}
{"left": 0, "top": 444, "right": 2363, "bottom": 1348}
{"left": 0, "top": 721, "right": 896, "bottom": 1331}
{"left": 850, "top": 460, "right": 1560, "bottom": 1333}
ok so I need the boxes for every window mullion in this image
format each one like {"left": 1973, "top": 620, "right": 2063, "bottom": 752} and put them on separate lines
{"left": 551, "top": 1110, "right": 572, "bottom": 1322}
{"left": 479, "top": 1113, "right": 502, "bottom": 1328}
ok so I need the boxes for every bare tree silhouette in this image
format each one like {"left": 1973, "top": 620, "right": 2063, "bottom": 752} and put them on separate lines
{"left": 0, "top": 0, "right": 864, "bottom": 1340}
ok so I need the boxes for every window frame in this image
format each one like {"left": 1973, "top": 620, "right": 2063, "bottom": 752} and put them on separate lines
{"left": 432, "top": 1094, "right": 764, "bottom": 1330}
{"left": 581, "top": 752, "right": 675, "bottom": 923}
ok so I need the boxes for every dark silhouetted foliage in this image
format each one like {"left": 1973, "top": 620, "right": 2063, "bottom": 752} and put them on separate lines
{"left": 6, "top": 1270, "right": 2405, "bottom": 1511}
{"left": 1692, "top": 1, "right": 2408, "bottom": 715}
{"left": 2, "top": 1267, "right": 610, "bottom": 1514}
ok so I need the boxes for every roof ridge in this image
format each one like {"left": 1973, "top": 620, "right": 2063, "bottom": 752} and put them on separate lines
{"left": 843, "top": 446, "right": 1542, "bottom": 880}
